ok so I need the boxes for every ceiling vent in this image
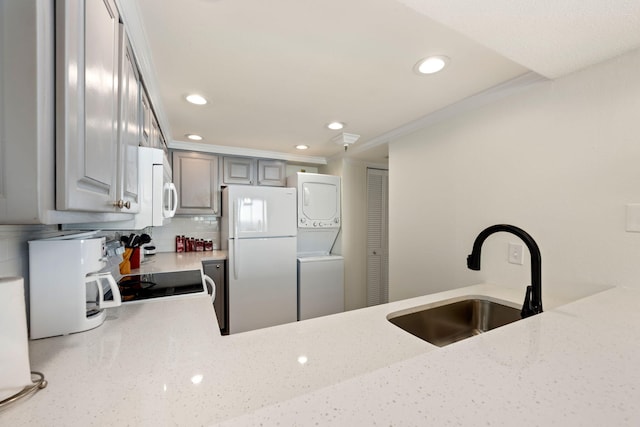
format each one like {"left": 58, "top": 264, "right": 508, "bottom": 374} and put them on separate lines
{"left": 333, "top": 133, "right": 360, "bottom": 151}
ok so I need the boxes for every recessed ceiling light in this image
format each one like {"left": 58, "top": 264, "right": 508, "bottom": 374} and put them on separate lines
{"left": 327, "top": 121, "right": 344, "bottom": 130}
{"left": 185, "top": 94, "right": 207, "bottom": 105}
{"left": 186, "top": 134, "right": 203, "bottom": 141}
{"left": 295, "top": 144, "right": 309, "bottom": 150}
{"left": 414, "top": 56, "right": 449, "bottom": 75}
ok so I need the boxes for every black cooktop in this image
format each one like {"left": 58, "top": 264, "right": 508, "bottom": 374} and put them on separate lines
{"left": 117, "top": 270, "right": 205, "bottom": 302}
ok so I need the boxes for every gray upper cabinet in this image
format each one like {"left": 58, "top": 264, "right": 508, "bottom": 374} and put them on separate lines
{"left": 222, "top": 156, "right": 256, "bottom": 185}
{"left": 173, "top": 151, "right": 219, "bottom": 215}
{"left": 0, "top": 0, "right": 167, "bottom": 224}
{"left": 223, "top": 156, "right": 286, "bottom": 186}
{"left": 0, "top": 1, "right": 57, "bottom": 224}
{"left": 117, "top": 37, "right": 140, "bottom": 213}
{"left": 257, "top": 159, "right": 287, "bottom": 186}
{"left": 141, "top": 88, "right": 168, "bottom": 153}
{"left": 150, "top": 115, "right": 161, "bottom": 150}
{"left": 140, "top": 89, "right": 151, "bottom": 146}
{"left": 56, "top": 0, "right": 138, "bottom": 213}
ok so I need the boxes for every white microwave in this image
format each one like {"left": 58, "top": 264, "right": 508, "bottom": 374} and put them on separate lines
{"left": 64, "top": 147, "right": 177, "bottom": 230}
{"left": 136, "top": 147, "right": 178, "bottom": 227}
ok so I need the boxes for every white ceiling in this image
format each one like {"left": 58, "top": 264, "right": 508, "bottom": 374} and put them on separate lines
{"left": 398, "top": 0, "right": 640, "bottom": 79}
{"left": 129, "top": 0, "right": 640, "bottom": 164}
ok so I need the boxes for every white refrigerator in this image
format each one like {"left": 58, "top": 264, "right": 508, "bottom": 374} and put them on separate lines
{"left": 221, "top": 186, "right": 297, "bottom": 334}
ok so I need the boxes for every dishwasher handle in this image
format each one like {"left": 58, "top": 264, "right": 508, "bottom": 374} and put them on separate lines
{"left": 203, "top": 274, "right": 216, "bottom": 304}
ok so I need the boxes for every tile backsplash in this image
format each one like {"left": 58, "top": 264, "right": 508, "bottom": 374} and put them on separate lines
{"left": 0, "top": 216, "right": 220, "bottom": 284}
{"left": 149, "top": 216, "right": 220, "bottom": 252}
{"left": 0, "top": 225, "right": 64, "bottom": 281}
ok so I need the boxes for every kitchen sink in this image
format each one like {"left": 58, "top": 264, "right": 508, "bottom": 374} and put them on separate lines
{"left": 387, "top": 298, "right": 522, "bottom": 347}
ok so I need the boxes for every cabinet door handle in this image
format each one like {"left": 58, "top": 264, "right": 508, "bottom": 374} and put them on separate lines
{"left": 114, "top": 200, "right": 131, "bottom": 209}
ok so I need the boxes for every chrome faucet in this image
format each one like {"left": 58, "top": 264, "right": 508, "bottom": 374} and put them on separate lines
{"left": 466, "top": 224, "right": 543, "bottom": 318}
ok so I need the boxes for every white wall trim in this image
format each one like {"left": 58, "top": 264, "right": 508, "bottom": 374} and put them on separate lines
{"left": 169, "top": 140, "right": 328, "bottom": 165}
{"left": 343, "top": 157, "right": 388, "bottom": 170}
{"left": 348, "top": 71, "right": 547, "bottom": 156}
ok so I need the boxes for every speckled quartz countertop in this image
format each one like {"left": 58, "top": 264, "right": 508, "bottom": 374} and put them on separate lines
{"left": 4, "top": 283, "right": 639, "bottom": 426}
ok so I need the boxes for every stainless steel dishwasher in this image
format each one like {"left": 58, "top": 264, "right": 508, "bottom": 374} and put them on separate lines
{"left": 202, "top": 260, "right": 227, "bottom": 334}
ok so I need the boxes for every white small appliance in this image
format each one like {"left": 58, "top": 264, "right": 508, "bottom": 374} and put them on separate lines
{"left": 63, "top": 147, "right": 178, "bottom": 230}
{"left": 287, "top": 172, "right": 345, "bottom": 321}
{"left": 106, "top": 147, "right": 177, "bottom": 228}
{"left": 160, "top": 150, "right": 178, "bottom": 224}
{"left": 221, "top": 186, "right": 297, "bottom": 334}
{"left": 28, "top": 233, "right": 122, "bottom": 339}
{"left": 287, "top": 172, "right": 341, "bottom": 255}
{"left": 297, "top": 255, "right": 344, "bottom": 320}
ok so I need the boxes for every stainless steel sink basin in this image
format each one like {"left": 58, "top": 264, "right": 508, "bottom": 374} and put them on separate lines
{"left": 387, "top": 298, "right": 522, "bottom": 347}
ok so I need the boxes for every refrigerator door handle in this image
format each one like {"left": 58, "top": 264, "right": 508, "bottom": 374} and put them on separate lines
{"left": 233, "top": 198, "right": 240, "bottom": 280}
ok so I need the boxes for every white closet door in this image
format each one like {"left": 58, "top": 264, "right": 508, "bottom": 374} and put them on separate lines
{"left": 366, "top": 168, "right": 389, "bottom": 306}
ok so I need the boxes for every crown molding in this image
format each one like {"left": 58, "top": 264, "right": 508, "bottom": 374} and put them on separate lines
{"left": 348, "top": 71, "right": 547, "bottom": 155}
{"left": 169, "top": 140, "right": 328, "bottom": 165}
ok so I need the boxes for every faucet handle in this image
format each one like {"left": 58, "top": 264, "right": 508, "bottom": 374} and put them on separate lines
{"left": 520, "top": 285, "right": 534, "bottom": 318}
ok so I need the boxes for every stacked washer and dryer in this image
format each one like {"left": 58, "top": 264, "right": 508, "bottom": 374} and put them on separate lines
{"left": 287, "top": 172, "right": 345, "bottom": 321}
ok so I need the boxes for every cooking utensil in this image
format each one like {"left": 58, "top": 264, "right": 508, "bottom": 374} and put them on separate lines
{"left": 138, "top": 234, "right": 151, "bottom": 246}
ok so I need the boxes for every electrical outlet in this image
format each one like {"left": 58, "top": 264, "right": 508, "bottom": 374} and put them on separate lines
{"left": 508, "top": 243, "right": 524, "bottom": 265}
